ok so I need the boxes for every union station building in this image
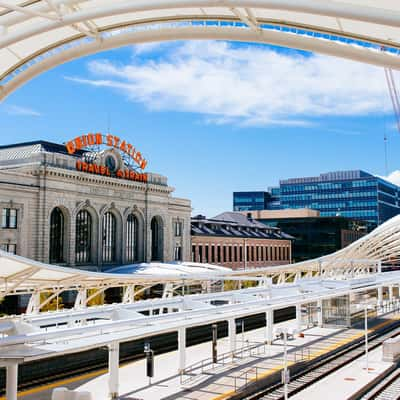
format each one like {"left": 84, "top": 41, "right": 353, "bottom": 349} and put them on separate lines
{"left": 0, "top": 137, "right": 192, "bottom": 271}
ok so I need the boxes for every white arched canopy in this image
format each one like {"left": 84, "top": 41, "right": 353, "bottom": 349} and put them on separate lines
{"left": 1, "top": 1, "right": 400, "bottom": 100}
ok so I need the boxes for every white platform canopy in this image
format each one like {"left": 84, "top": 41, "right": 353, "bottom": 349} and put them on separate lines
{"left": 0, "top": 214, "right": 398, "bottom": 300}
{"left": 1, "top": 1, "right": 400, "bottom": 100}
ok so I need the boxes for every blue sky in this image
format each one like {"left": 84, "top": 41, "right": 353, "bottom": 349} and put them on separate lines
{"left": 1, "top": 40, "right": 399, "bottom": 216}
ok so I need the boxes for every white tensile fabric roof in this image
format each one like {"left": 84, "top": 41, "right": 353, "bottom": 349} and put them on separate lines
{"left": 1, "top": 1, "right": 400, "bottom": 100}
{"left": 0, "top": 214, "right": 398, "bottom": 296}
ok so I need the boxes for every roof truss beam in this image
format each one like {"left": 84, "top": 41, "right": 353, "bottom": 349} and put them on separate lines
{"left": 0, "top": 0, "right": 60, "bottom": 21}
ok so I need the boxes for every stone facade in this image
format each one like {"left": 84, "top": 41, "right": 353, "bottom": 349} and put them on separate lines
{"left": 0, "top": 141, "right": 191, "bottom": 271}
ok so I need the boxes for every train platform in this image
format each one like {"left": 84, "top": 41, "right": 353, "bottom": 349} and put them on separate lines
{"left": 66, "top": 315, "right": 400, "bottom": 400}
{"left": 12, "top": 314, "right": 400, "bottom": 400}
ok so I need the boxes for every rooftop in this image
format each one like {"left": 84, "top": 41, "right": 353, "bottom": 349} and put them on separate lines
{"left": 280, "top": 170, "right": 373, "bottom": 185}
{"left": 0, "top": 140, "right": 85, "bottom": 163}
{"left": 191, "top": 212, "right": 294, "bottom": 240}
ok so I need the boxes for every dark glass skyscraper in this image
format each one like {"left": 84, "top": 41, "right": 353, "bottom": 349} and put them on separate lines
{"left": 232, "top": 191, "right": 272, "bottom": 211}
{"left": 233, "top": 170, "right": 400, "bottom": 226}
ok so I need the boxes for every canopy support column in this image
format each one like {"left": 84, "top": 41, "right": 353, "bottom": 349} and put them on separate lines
{"left": 26, "top": 292, "right": 40, "bottom": 314}
{"left": 6, "top": 363, "right": 18, "bottom": 400}
{"left": 108, "top": 341, "right": 119, "bottom": 399}
{"left": 228, "top": 317, "right": 236, "bottom": 354}
{"left": 265, "top": 310, "right": 274, "bottom": 344}
{"left": 296, "top": 304, "right": 302, "bottom": 331}
{"left": 178, "top": 327, "right": 186, "bottom": 373}
{"left": 389, "top": 285, "right": 394, "bottom": 302}
{"left": 74, "top": 288, "right": 87, "bottom": 309}
{"left": 378, "top": 286, "right": 383, "bottom": 306}
{"left": 317, "top": 300, "right": 323, "bottom": 327}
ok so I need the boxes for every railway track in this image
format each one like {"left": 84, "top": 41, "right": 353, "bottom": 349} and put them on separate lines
{"left": 242, "top": 319, "right": 400, "bottom": 400}
{"left": 358, "top": 366, "right": 400, "bottom": 400}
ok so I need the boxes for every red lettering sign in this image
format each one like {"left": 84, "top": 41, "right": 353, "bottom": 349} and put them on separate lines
{"left": 66, "top": 133, "right": 147, "bottom": 170}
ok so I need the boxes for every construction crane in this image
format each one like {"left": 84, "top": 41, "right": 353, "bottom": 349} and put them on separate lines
{"left": 383, "top": 67, "right": 400, "bottom": 175}
{"left": 384, "top": 68, "right": 400, "bottom": 133}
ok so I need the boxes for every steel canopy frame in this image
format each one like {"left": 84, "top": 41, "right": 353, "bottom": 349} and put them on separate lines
{"left": 0, "top": 214, "right": 398, "bottom": 309}
{"left": 3, "top": 25, "right": 400, "bottom": 102}
{"left": 0, "top": 271, "right": 399, "bottom": 362}
{"left": 2, "top": 1, "right": 400, "bottom": 100}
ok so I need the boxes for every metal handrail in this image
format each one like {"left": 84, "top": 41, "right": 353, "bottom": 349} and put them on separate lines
{"left": 180, "top": 340, "right": 267, "bottom": 385}
{"left": 233, "top": 343, "right": 312, "bottom": 391}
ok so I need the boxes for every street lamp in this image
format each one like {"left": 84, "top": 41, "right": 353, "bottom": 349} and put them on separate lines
{"left": 356, "top": 303, "right": 374, "bottom": 373}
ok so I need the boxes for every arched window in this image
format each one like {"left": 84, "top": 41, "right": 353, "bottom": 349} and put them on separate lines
{"left": 126, "top": 214, "right": 138, "bottom": 263}
{"left": 76, "top": 210, "right": 92, "bottom": 264}
{"left": 49, "top": 207, "right": 64, "bottom": 263}
{"left": 151, "top": 217, "right": 162, "bottom": 261}
{"left": 102, "top": 212, "right": 116, "bottom": 263}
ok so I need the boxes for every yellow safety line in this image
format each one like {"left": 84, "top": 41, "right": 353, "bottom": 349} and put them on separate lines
{"left": 212, "top": 316, "right": 400, "bottom": 400}
{"left": 0, "top": 368, "right": 108, "bottom": 399}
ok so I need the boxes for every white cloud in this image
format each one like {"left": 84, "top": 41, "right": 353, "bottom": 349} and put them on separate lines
{"left": 2, "top": 104, "right": 41, "bottom": 117}
{"left": 68, "top": 41, "right": 390, "bottom": 126}
{"left": 132, "top": 42, "right": 171, "bottom": 55}
{"left": 381, "top": 170, "right": 400, "bottom": 186}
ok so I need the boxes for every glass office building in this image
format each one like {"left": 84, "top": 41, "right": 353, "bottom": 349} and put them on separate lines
{"left": 233, "top": 189, "right": 281, "bottom": 211}
{"left": 233, "top": 170, "right": 400, "bottom": 227}
{"left": 233, "top": 191, "right": 272, "bottom": 211}
{"left": 256, "top": 215, "right": 367, "bottom": 263}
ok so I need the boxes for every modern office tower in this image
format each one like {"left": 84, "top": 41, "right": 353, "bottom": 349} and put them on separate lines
{"left": 244, "top": 209, "right": 368, "bottom": 263}
{"left": 234, "top": 170, "right": 400, "bottom": 227}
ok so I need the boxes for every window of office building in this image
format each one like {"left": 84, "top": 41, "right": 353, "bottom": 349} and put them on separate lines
{"left": 2, "top": 208, "right": 17, "bottom": 229}
{"left": 102, "top": 212, "right": 117, "bottom": 263}
{"left": 126, "top": 214, "right": 138, "bottom": 263}
{"left": 75, "top": 210, "right": 92, "bottom": 264}
{"left": 49, "top": 207, "right": 65, "bottom": 263}
{"left": 0, "top": 243, "right": 16, "bottom": 254}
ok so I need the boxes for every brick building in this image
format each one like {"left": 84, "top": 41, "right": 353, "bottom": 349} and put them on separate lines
{"left": 191, "top": 212, "right": 293, "bottom": 270}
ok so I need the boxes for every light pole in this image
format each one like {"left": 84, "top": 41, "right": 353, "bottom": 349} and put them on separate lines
{"left": 357, "top": 303, "right": 373, "bottom": 373}
{"left": 276, "top": 327, "right": 290, "bottom": 400}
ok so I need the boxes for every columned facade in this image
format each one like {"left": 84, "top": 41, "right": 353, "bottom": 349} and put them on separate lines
{"left": 0, "top": 141, "right": 191, "bottom": 271}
